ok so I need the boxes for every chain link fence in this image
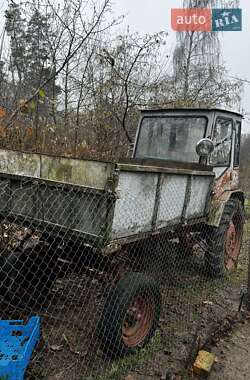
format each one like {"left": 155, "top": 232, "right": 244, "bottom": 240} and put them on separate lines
{"left": 0, "top": 157, "right": 248, "bottom": 380}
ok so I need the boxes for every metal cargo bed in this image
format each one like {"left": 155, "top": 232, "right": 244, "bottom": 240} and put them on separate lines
{"left": 0, "top": 149, "right": 215, "bottom": 249}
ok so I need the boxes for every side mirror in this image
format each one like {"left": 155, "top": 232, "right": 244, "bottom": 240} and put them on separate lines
{"left": 196, "top": 138, "right": 214, "bottom": 158}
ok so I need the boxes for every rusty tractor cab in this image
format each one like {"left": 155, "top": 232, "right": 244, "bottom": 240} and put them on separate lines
{"left": 131, "top": 108, "right": 244, "bottom": 276}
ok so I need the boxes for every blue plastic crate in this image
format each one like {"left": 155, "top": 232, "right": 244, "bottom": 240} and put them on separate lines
{"left": 0, "top": 317, "right": 40, "bottom": 380}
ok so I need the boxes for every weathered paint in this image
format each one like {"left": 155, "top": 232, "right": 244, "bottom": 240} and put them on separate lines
{"left": 185, "top": 176, "right": 213, "bottom": 219}
{"left": 0, "top": 149, "right": 215, "bottom": 243}
{"left": 111, "top": 166, "right": 214, "bottom": 240}
{"left": 42, "top": 156, "right": 114, "bottom": 189}
{"left": 156, "top": 174, "right": 187, "bottom": 229}
{"left": 111, "top": 172, "right": 158, "bottom": 239}
{"left": 117, "top": 162, "right": 213, "bottom": 176}
{"left": 40, "top": 185, "right": 111, "bottom": 237}
{"left": 213, "top": 166, "right": 228, "bottom": 179}
{"left": 213, "top": 168, "right": 239, "bottom": 198}
{"left": 0, "top": 175, "right": 113, "bottom": 245}
{"left": 0, "top": 149, "right": 114, "bottom": 190}
{"left": 0, "top": 150, "right": 41, "bottom": 177}
{"left": 208, "top": 167, "right": 243, "bottom": 227}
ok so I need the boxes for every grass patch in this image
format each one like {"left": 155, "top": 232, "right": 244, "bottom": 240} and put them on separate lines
{"left": 244, "top": 199, "right": 250, "bottom": 208}
{"left": 172, "top": 274, "right": 229, "bottom": 305}
{"left": 89, "top": 331, "right": 162, "bottom": 380}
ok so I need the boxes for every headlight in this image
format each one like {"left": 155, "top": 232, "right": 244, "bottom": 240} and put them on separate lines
{"left": 196, "top": 138, "right": 214, "bottom": 157}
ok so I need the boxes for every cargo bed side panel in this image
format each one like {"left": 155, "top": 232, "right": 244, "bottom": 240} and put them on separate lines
{"left": 0, "top": 149, "right": 114, "bottom": 189}
{"left": 111, "top": 167, "right": 214, "bottom": 241}
{"left": 42, "top": 156, "right": 113, "bottom": 189}
{"left": 111, "top": 172, "right": 158, "bottom": 239}
{"left": 0, "top": 175, "right": 113, "bottom": 245}
{"left": 156, "top": 175, "right": 188, "bottom": 229}
{"left": 185, "top": 176, "right": 212, "bottom": 219}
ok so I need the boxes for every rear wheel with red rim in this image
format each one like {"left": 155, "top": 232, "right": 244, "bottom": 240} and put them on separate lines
{"left": 225, "top": 220, "right": 242, "bottom": 271}
{"left": 205, "top": 198, "right": 244, "bottom": 277}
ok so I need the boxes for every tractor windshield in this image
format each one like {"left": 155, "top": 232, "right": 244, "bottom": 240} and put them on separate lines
{"left": 135, "top": 116, "right": 207, "bottom": 163}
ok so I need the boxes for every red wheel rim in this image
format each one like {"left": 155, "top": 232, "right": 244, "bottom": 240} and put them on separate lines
{"left": 122, "top": 296, "right": 154, "bottom": 348}
{"left": 225, "top": 220, "right": 242, "bottom": 271}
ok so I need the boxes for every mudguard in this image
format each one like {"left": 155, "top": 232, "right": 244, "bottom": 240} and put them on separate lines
{"left": 207, "top": 190, "right": 244, "bottom": 227}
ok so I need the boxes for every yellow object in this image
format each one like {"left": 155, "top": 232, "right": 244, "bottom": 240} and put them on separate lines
{"left": 193, "top": 350, "right": 216, "bottom": 377}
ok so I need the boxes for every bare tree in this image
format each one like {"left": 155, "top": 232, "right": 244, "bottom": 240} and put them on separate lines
{"left": 5, "top": 0, "right": 115, "bottom": 127}
{"left": 172, "top": 0, "right": 242, "bottom": 108}
{"left": 88, "top": 31, "right": 168, "bottom": 144}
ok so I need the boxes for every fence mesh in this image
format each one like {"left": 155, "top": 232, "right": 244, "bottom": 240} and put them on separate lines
{"left": 0, "top": 165, "right": 248, "bottom": 380}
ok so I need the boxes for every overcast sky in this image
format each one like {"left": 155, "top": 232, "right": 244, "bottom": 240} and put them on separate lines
{"left": 113, "top": 0, "right": 250, "bottom": 133}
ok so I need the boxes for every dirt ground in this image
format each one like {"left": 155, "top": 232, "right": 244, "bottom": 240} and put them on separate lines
{"left": 1, "top": 227, "right": 249, "bottom": 380}
{"left": 211, "top": 317, "right": 250, "bottom": 380}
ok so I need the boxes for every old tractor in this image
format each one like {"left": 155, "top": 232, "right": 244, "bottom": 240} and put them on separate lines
{"left": 0, "top": 108, "right": 244, "bottom": 356}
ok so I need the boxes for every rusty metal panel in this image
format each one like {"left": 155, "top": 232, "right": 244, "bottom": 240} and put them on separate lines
{"left": 185, "top": 176, "right": 213, "bottom": 219}
{"left": 0, "top": 149, "right": 114, "bottom": 189}
{"left": 111, "top": 171, "right": 158, "bottom": 239}
{"left": 119, "top": 158, "right": 213, "bottom": 172}
{"left": 156, "top": 174, "right": 188, "bottom": 228}
{"left": 117, "top": 162, "right": 213, "bottom": 176}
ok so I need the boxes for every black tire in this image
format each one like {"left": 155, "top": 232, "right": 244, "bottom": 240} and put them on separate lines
{"left": 0, "top": 244, "right": 59, "bottom": 307}
{"left": 205, "top": 198, "right": 244, "bottom": 278}
{"left": 97, "top": 272, "right": 161, "bottom": 357}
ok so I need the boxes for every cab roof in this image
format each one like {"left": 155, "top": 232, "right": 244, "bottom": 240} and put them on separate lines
{"left": 140, "top": 108, "right": 243, "bottom": 118}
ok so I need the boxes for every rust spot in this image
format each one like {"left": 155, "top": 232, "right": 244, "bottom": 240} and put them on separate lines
{"left": 213, "top": 168, "right": 239, "bottom": 200}
{"left": 122, "top": 296, "right": 154, "bottom": 348}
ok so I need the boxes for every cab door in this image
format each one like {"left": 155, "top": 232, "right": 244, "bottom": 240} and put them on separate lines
{"left": 210, "top": 114, "right": 234, "bottom": 179}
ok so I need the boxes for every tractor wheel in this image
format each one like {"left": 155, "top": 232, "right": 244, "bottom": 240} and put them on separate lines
{"left": 205, "top": 198, "right": 244, "bottom": 278}
{"left": 0, "top": 243, "right": 59, "bottom": 307}
{"left": 97, "top": 272, "right": 161, "bottom": 357}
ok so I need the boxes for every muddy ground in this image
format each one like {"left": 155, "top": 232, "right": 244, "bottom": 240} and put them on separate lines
{"left": 211, "top": 317, "right": 250, "bottom": 380}
{"left": 0, "top": 229, "right": 249, "bottom": 380}
{"left": 124, "top": 286, "right": 247, "bottom": 380}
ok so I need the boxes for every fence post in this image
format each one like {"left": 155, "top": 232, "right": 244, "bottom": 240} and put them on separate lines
{"left": 246, "top": 207, "right": 250, "bottom": 311}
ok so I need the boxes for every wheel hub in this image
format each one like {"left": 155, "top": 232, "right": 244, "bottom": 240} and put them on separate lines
{"left": 122, "top": 296, "right": 154, "bottom": 348}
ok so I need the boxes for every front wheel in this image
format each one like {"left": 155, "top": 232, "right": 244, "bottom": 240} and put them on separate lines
{"left": 97, "top": 272, "right": 161, "bottom": 357}
{"left": 205, "top": 198, "right": 244, "bottom": 277}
